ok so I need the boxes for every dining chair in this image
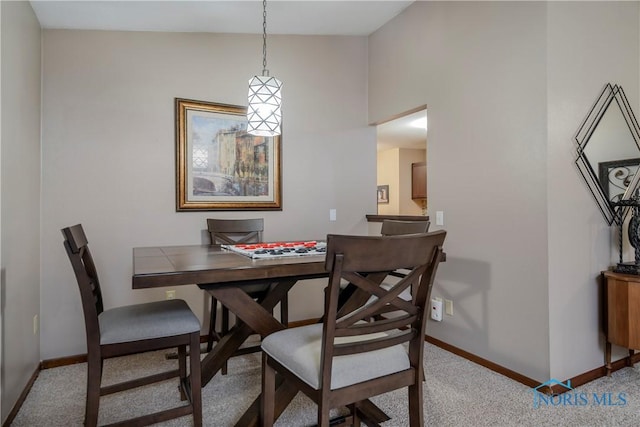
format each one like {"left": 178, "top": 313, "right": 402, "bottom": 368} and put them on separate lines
{"left": 61, "top": 224, "right": 202, "bottom": 427}
{"left": 260, "top": 230, "right": 447, "bottom": 427}
{"left": 338, "top": 219, "right": 431, "bottom": 308}
{"left": 203, "top": 218, "right": 288, "bottom": 374}
{"left": 381, "top": 219, "right": 431, "bottom": 301}
{"left": 380, "top": 219, "right": 430, "bottom": 236}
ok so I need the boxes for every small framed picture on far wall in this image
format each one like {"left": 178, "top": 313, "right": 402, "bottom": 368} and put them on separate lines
{"left": 377, "top": 185, "right": 389, "bottom": 204}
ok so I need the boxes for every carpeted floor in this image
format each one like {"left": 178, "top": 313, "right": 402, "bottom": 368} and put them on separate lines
{"left": 11, "top": 342, "right": 640, "bottom": 426}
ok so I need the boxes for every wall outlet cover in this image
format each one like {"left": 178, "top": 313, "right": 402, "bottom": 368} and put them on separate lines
{"left": 431, "top": 298, "right": 443, "bottom": 321}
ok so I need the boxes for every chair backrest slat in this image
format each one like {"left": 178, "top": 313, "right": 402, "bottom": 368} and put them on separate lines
{"left": 207, "top": 218, "right": 264, "bottom": 245}
{"left": 62, "top": 224, "right": 104, "bottom": 350}
{"left": 380, "top": 219, "right": 430, "bottom": 236}
{"left": 333, "top": 329, "right": 416, "bottom": 357}
{"left": 320, "top": 231, "right": 446, "bottom": 388}
{"left": 325, "top": 233, "right": 441, "bottom": 274}
{"left": 335, "top": 314, "right": 417, "bottom": 337}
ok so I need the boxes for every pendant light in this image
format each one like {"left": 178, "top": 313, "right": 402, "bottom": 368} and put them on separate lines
{"left": 247, "top": 0, "right": 282, "bottom": 136}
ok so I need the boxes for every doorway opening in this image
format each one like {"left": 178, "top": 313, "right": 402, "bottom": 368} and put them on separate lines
{"left": 375, "top": 106, "right": 428, "bottom": 216}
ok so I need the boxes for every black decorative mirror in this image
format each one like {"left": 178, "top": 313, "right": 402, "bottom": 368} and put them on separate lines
{"left": 575, "top": 83, "right": 640, "bottom": 226}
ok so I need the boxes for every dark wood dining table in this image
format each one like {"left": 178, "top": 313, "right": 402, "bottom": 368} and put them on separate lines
{"left": 132, "top": 244, "right": 390, "bottom": 426}
{"left": 132, "top": 243, "right": 327, "bottom": 378}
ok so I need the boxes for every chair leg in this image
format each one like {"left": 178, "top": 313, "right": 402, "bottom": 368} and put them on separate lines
{"left": 348, "top": 402, "right": 361, "bottom": 427}
{"left": 85, "top": 354, "right": 102, "bottom": 427}
{"left": 408, "top": 381, "right": 424, "bottom": 427}
{"left": 261, "top": 353, "right": 275, "bottom": 427}
{"left": 190, "top": 332, "right": 203, "bottom": 427}
{"left": 206, "top": 296, "right": 218, "bottom": 353}
{"left": 178, "top": 345, "right": 187, "bottom": 401}
{"left": 221, "top": 305, "right": 230, "bottom": 375}
{"left": 207, "top": 298, "right": 230, "bottom": 374}
{"left": 318, "top": 402, "right": 331, "bottom": 427}
{"left": 281, "top": 294, "right": 288, "bottom": 327}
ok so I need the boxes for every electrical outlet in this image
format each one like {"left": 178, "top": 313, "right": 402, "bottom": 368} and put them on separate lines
{"left": 430, "top": 298, "right": 443, "bottom": 321}
{"left": 166, "top": 290, "right": 176, "bottom": 300}
{"left": 445, "top": 299, "right": 453, "bottom": 316}
{"left": 33, "top": 314, "right": 39, "bottom": 335}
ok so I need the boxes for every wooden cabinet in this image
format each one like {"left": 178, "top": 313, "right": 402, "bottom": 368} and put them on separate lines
{"left": 411, "top": 162, "right": 426, "bottom": 200}
{"left": 602, "top": 271, "right": 640, "bottom": 375}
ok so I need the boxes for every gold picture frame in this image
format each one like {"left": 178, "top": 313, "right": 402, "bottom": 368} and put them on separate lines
{"left": 175, "top": 98, "right": 282, "bottom": 211}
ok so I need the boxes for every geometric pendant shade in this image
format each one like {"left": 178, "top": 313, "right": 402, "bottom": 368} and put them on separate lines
{"left": 247, "top": 74, "right": 282, "bottom": 136}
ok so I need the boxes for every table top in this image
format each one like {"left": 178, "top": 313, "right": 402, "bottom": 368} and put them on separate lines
{"left": 132, "top": 244, "right": 327, "bottom": 289}
{"left": 603, "top": 270, "right": 640, "bottom": 282}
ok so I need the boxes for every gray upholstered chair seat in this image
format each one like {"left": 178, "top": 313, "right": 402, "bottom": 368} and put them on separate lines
{"left": 262, "top": 323, "right": 409, "bottom": 390}
{"left": 99, "top": 299, "right": 201, "bottom": 345}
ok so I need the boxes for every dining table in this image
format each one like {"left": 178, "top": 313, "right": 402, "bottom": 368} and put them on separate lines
{"left": 132, "top": 243, "right": 390, "bottom": 426}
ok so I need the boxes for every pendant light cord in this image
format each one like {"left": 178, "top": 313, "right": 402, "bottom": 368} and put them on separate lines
{"left": 262, "top": 0, "right": 269, "bottom": 76}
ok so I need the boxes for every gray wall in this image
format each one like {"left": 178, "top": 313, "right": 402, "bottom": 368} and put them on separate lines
{"left": 0, "top": 1, "right": 42, "bottom": 422}
{"left": 40, "top": 30, "right": 375, "bottom": 359}
{"left": 546, "top": 1, "right": 640, "bottom": 380}
{"left": 369, "top": 1, "right": 639, "bottom": 382}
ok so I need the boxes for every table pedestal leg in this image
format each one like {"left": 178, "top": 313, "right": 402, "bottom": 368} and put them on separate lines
{"left": 235, "top": 384, "right": 390, "bottom": 427}
{"left": 199, "top": 280, "right": 296, "bottom": 386}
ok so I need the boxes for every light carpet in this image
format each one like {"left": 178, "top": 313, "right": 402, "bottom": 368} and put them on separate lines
{"left": 11, "top": 342, "right": 640, "bottom": 426}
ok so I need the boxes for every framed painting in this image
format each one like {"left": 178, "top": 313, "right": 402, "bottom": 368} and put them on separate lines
{"left": 175, "top": 98, "right": 282, "bottom": 211}
{"left": 377, "top": 185, "right": 389, "bottom": 204}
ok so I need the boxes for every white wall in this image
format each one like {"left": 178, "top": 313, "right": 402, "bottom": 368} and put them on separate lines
{"left": 370, "top": 0, "right": 640, "bottom": 383}
{"left": 0, "top": 1, "right": 42, "bottom": 421}
{"left": 40, "top": 30, "right": 375, "bottom": 359}
{"left": 369, "top": 1, "right": 550, "bottom": 381}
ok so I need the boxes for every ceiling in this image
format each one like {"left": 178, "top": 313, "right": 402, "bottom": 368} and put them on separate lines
{"left": 29, "top": 1, "right": 414, "bottom": 36}
{"left": 29, "top": 0, "right": 425, "bottom": 151}
{"left": 376, "top": 109, "right": 427, "bottom": 152}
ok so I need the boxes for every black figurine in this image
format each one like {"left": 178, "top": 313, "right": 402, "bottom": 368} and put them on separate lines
{"left": 613, "top": 195, "right": 640, "bottom": 274}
